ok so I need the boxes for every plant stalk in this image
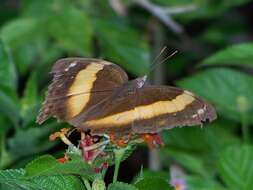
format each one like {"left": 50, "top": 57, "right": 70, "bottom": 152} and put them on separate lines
{"left": 113, "top": 147, "right": 127, "bottom": 183}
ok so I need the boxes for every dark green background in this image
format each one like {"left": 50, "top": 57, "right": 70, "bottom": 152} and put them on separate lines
{"left": 0, "top": 0, "right": 253, "bottom": 189}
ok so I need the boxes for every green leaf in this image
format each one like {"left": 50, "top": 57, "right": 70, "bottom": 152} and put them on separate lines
{"left": 94, "top": 19, "right": 150, "bottom": 76}
{"left": 161, "top": 121, "right": 240, "bottom": 177}
{"left": 153, "top": 0, "right": 251, "bottom": 19}
{"left": 0, "top": 40, "right": 17, "bottom": 90}
{"left": 21, "top": 73, "right": 39, "bottom": 126}
{"left": 22, "top": 0, "right": 73, "bottom": 18}
{"left": 167, "top": 151, "right": 207, "bottom": 177}
{"left": 8, "top": 123, "right": 59, "bottom": 158}
{"left": 162, "top": 127, "right": 209, "bottom": 152}
{"left": 142, "top": 170, "right": 169, "bottom": 181}
{"left": 0, "top": 169, "right": 40, "bottom": 189}
{"left": 0, "top": 85, "right": 20, "bottom": 127}
{"left": 31, "top": 175, "right": 85, "bottom": 190}
{"left": 177, "top": 68, "right": 253, "bottom": 123}
{"left": 201, "top": 43, "right": 253, "bottom": 67}
{"left": 162, "top": 121, "right": 239, "bottom": 153}
{"left": 186, "top": 176, "right": 226, "bottom": 190}
{"left": 47, "top": 8, "right": 93, "bottom": 54}
{"left": 218, "top": 144, "right": 253, "bottom": 190}
{"left": 108, "top": 182, "right": 138, "bottom": 190}
{"left": 135, "top": 177, "right": 173, "bottom": 190}
{"left": 25, "top": 154, "right": 95, "bottom": 180}
{"left": 0, "top": 18, "right": 42, "bottom": 49}
{"left": 0, "top": 169, "right": 85, "bottom": 190}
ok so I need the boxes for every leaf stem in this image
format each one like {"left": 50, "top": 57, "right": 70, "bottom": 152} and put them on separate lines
{"left": 113, "top": 147, "right": 127, "bottom": 183}
{"left": 242, "top": 114, "right": 249, "bottom": 143}
{"left": 82, "top": 177, "right": 92, "bottom": 190}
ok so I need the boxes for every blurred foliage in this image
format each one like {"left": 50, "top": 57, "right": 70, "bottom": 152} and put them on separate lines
{"left": 0, "top": 0, "right": 253, "bottom": 189}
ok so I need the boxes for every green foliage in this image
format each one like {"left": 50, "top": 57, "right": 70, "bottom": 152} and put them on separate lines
{"left": 94, "top": 19, "right": 150, "bottom": 75}
{"left": 0, "top": 41, "right": 16, "bottom": 89}
{"left": 0, "top": 169, "right": 85, "bottom": 190}
{"left": 201, "top": 43, "right": 253, "bottom": 67}
{"left": 219, "top": 144, "right": 253, "bottom": 190}
{"left": 135, "top": 177, "right": 173, "bottom": 190}
{"left": 108, "top": 182, "right": 138, "bottom": 190}
{"left": 178, "top": 68, "right": 253, "bottom": 123}
{"left": 0, "top": 0, "right": 253, "bottom": 189}
{"left": 25, "top": 155, "right": 94, "bottom": 180}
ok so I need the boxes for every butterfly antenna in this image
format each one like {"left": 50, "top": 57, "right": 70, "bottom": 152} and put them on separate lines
{"left": 146, "top": 49, "right": 178, "bottom": 77}
{"left": 151, "top": 46, "right": 168, "bottom": 67}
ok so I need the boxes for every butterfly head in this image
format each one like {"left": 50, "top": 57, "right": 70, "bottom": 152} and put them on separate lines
{"left": 136, "top": 75, "right": 147, "bottom": 88}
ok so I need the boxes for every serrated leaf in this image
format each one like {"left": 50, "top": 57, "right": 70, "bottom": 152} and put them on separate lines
{"left": 0, "top": 169, "right": 85, "bottom": 190}
{"left": 0, "top": 40, "right": 17, "bottom": 90}
{"left": 25, "top": 154, "right": 95, "bottom": 180}
{"left": 218, "top": 144, "right": 253, "bottom": 190}
{"left": 0, "top": 169, "right": 39, "bottom": 189}
{"left": 177, "top": 68, "right": 253, "bottom": 123}
{"left": 135, "top": 177, "right": 173, "bottom": 190}
{"left": 31, "top": 175, "right": 85, "bottom": 190}
{"left": 108, "top": 182, "right": 138, "bottom": 190}
{"left": 201, "top": 43, "right": 253, "bottom": 67}
{"left": 94, "top": 19, "right": 150, "bottom": 76}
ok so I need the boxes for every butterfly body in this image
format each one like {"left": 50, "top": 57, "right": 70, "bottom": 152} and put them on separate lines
{"left": 37, "top": 58, "right": 217, "bottom": 141}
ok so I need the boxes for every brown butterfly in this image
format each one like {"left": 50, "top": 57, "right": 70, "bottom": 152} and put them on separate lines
{"left": 37, "top": 58, "right": 217, "bottom": 143}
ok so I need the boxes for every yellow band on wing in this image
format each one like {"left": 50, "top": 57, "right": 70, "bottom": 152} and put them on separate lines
{"left": 67, "top": 63, "right": 104, "bottom": 117}
{"left": 85, "top": 93, "right": 195, "bottom": 128}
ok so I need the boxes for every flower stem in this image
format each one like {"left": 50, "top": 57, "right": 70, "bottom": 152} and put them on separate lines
{"left": 113, "top": 147, "right": 127, "bottom": 183}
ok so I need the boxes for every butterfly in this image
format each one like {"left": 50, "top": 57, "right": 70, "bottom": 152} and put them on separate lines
{"left": 37, "top": 58, "right": 217, "bottom": 143}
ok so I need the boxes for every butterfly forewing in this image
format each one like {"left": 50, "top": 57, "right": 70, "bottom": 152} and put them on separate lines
{"left": 36, "top": 58, "right": 128, "bottom": 124}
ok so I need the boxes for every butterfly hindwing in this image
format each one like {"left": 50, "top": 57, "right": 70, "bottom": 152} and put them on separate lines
{"left": 79, "top": 85, "right": 216, "bottom": 135}
{"left": 132, "top": 86, "right": 216, "bottom": 133}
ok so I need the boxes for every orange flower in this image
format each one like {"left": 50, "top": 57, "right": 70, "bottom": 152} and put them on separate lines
{"left": 49, "top": 128, "right": 73, "bottom": 145}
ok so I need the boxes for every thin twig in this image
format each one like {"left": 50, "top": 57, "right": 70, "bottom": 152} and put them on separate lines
{"left": 132, "top": 0, "right": 184, "bottom": 33}
{"left": 163, "top": 5, "right": 197, "bottom": 15}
